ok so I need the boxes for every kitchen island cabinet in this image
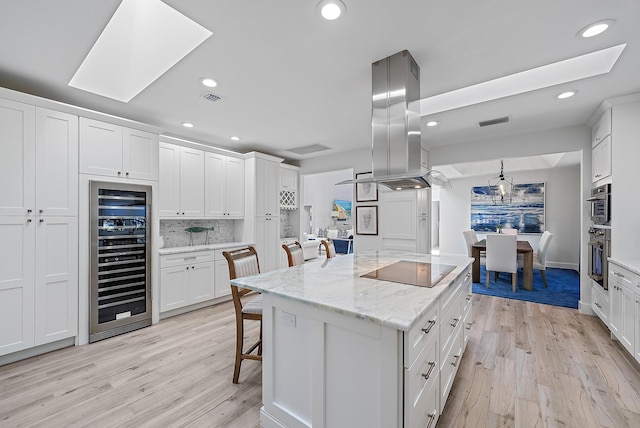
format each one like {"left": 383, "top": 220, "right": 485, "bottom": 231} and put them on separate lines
{"left": 232, "top": 250, "right": 472, "bottom": 428}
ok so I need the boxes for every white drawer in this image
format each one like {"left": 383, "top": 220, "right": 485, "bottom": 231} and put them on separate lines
{"left": 405, "top": 303, "right": 438, "bottom": 367}
{"left": 609, "top": 262, "right": 636, "bottom": 290}
{"left": 591, "top": 285, "right": 609, "bottom": 326}
{"left": 405, "top": 332, "right": 439, "bottom": 428}
{"left": 441, "top": 267, "right": 469, "bottom": 317}
{"left": 440, "top": 288, "right": 463, "bottom": 357}
{"left": 213, "top": 246, "right": 248, "bottom": 261}
{"left": 160, "top": 250, "right": 214, "bottom": 268}
{"left": 406, "top": 367, "right": 439, "bottom": 428}
{"left": 440, "top": 325, "right": 463, "bottom": 413}
{"left": 461, "top": 280, "right": 472, "bottom": 315}
{"left": 462, "top": 301, "right": 473, "bottom": 349}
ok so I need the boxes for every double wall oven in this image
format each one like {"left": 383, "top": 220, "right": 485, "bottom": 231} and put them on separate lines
{"left": 587, "top": 184, "right": 611, "bottom": 290}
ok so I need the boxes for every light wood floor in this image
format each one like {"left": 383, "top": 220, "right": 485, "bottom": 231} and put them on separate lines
{"left": 2, "top": 295, "right": 640, "bottom": 427}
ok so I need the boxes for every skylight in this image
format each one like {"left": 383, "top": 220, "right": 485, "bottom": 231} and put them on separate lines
{"left": 69, "top": 0, "right": 212, "bottom": 102}
{"left": 420, "top": 44, "right": 626, "bottom": 116}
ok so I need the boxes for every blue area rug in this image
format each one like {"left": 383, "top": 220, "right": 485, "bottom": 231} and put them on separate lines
{"left": 473, "top": 265, "right": 580, "bottom": 309}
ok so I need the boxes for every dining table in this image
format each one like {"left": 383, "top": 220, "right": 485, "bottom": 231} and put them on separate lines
{"left": 471, "top": 238, "right": 534, "bottom": 290}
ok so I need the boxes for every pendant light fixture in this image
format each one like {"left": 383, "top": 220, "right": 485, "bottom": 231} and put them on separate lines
{"left": 488, "top": 160, "right": 514, "bottom": 204}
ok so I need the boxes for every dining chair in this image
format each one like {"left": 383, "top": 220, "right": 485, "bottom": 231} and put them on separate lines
{"left": 502, "top": 228, "right": 518, "bottom": 235}
{"left": 533, "top": 231, "right": 554, "bottom": 287}
{"left": 486, "top": 233, "right": 518, "bottom": 292}
{"left": 222, "top": 246, "right": 263, "bottom": 384}
{"left": 282, "top": 241, "right": 305, "bottom": 267}
{"left": 321, "top": 238, "right": 336, "bottom": 258}
{"left": 462, "top": 230, "right": 478, "bottom": 257}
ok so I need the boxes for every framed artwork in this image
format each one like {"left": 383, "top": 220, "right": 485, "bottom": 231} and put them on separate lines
{"left": 356, "top": 205, "right": 378, "bottom": 235}
{"left": 470, "top": 182, "right": 545, "bottom": 233}
{"left": 356, "top": 172, "right": 378, "bottom": 202}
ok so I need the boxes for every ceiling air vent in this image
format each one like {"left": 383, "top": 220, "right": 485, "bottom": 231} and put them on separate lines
{"left": 479, "top": 116, "right": 510, "bottom": 127}
{"left": 286, "top": 144, "right": 331, "bottom": 155}
{"left": 201, "top": 92, "right": 222, "bottom": 102}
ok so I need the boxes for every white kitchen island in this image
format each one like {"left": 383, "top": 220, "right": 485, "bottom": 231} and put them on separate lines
{"left": 231, "top": 250, "right": 473, "bottom": 428}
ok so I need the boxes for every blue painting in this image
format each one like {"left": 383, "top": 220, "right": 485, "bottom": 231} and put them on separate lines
{"left": 334, "top": 199, "right": 352, "bottom": 219}
{"left": 471, "top": 183, "right": 545, "bottom": 234}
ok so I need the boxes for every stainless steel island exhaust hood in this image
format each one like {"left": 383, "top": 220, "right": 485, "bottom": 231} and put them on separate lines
{"left": 337, "top": 50, "right": 449, "bottom": 190}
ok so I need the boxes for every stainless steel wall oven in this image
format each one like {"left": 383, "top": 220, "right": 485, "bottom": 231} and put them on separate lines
{"left": 89, "top": 181, "right": 152, "bottom": 342}
{"left": 587, "top": 183, "right": 611, "bottom": 225}
{"left": 588, "top": 227, "right": 611, "bottom": 290}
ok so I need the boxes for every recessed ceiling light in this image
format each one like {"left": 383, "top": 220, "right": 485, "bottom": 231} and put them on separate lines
{"left": 579, "top": 20, "right": 615, "bottom": 38}
{"left": 230, "top": 136, "right": 240, "bottom": 141}
{"left": 420, "top": 44, "right": 625, "bottom": 116}
{"left": 556, "top": 90, "right": 577, "bottom": 99}
{"left": 426, "top": 120, "right": 440, "bottom": 127}
{"left": 317, "top": 0, "right": 346, "bottom": 20}
{"left": 182, "top": 122, "right": 194, "bottom": 128}
{"left": 201, "top": 78, "right": 217, "bottom": 88}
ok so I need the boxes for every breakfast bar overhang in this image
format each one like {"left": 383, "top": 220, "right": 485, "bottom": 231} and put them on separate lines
{"left": 231, "top": 250, "right": 473, "bottom": 428}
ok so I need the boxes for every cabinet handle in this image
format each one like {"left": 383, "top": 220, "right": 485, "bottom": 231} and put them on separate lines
{"left": 184, "top": 257, "right": 196, "bottom": 260}
{"left": 39, "top": 219, "right": 44, "bottom": 223}
{"left": 27, "top": 218, "right": 32, "bottom": 223}
{"left": 595, "top": 302, "right": 602, "bottom": 309}
{"left": 421, "top": 362, "right": 436, "bottom": 381}
{"left": 451, "top": 355, "right": 460, "bottom": 367}
{"left": 117, "top": 171, "right": 122, "bottom": 175}
{"left": 466, "top": 294, "right": 472, "bottom": 301}
{"left": 27, "top": 209, "right": 32, "bottom": 213}
{"left": 125, "top": 172, "right": 129, "bottom": 177}
{"left": 39, "top": 209, "right": 43, "bottom": 213}
{"left": 186, "top": 267, "right": 190, "bottom": 270}
{"left": 421, "top": 320, "right": 436, "bottom": 334}
{"left": 182, "top": 212, "right": 185, "bottom": 215}
{"left": 451, "top": 318, "right": 459, "bottom": 328}
{"left": 466, "top": 322, "right": 472, "bottom": 330}
{"left": 426, "top": 412, "right": 437, "bottom": 428}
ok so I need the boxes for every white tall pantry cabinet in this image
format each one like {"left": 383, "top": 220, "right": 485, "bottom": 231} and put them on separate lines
{"left": 0, "top": 98, "right": 78, "bottom": 357}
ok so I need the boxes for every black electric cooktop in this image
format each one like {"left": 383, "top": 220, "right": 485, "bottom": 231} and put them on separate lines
{"left": 361, "top": 261, "right": 456, "bottom": 288}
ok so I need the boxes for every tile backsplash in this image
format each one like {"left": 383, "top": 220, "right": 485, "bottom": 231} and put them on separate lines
{"left": 160, "top": 219, "right": 236, "bottom": 248}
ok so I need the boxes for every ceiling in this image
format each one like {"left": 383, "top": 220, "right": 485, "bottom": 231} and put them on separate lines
{"left": 1, "top": 1, "right": 639, "bottom": 164}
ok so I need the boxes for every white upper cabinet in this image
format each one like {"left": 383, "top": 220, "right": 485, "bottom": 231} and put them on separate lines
{"left": 204, "top": 152, "right": 245, "bottom": 218}
{"left": 0, "top": 98, "right": 36, "bottom": 216}
{"left": 158, "top": 142, "right": 205, "bottom": 218}
{"left": 592, "top": 109, "right": 612, "bottom": 147}
{"left": 255, "top": 158, "right": 279, "bottom": 216}
{"left": 280, "top": 166, "right": 298, "bottom": 190}
{"left": 35, "top": 108, "right": 78, "bottom": 216}
{"left": 592, "top": 135, "right": 612, "bottom": 183}
{"left": 79, "top": 117, "right": 158, "bottom": 181}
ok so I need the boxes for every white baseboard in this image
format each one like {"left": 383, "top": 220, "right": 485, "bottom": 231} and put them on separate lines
{"left": 547, "top": 261, "right": 578, "bottom": 271}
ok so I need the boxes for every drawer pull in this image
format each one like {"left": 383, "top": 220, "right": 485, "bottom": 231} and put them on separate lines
{"left": 594, "top": 302, "right": 602, "bottom": 309}
{"left": 184, "top": 256, "right": 197, "bottom": 260}
{"left": 451, "top": 355, "right": 460, "bottom": 367}
{"left": 466, "top": 294, "right": 472, "bottom": 301}
{"left": 466, "top": 322, "right": 472, "bottom": 330}
{"left": 451, "top": 318, "right": 459, "bottom": 328}
{"left": 421, "top": 320, "right": 436, "bottom": 335}
{"left": 426, "top": 411, "right": 437, "bottom": 428}
{"left": 421, "top": 362, "right": 436, "bottom": 381}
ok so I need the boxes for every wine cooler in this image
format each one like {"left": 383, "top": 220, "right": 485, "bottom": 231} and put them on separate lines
{"left": 89, "top": 181, "right": 152, "bottom": 342}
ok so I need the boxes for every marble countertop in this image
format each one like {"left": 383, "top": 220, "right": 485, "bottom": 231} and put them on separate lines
{"left": 159, "top": 241, "right": 253, "bottom": 255}
{"left": 609, "top": 258, "right": 640, "bottom": 276}
{"left": 231, "top": 250, "right": 473, "bottom": 332}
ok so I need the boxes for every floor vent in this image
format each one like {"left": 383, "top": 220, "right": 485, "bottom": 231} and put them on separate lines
{"left": 479, "top": 116, "right": 510, "bottom": 127}
{"left": 201, "top": 92, "right": 223, "bottom": 102}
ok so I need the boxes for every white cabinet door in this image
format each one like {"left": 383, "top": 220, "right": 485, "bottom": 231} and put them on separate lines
{"left": 417, "top": 216, "right": 429, "bottom": 254}
{"left": 255, "top": 216, "right": 279, "bottom": 272}
{"left": 158, "top": 142, "right": 181, "bottom": 217}
{"left": 592, "top": 136, "right": 611, "bottom": 182}
{"left": 79, "top": 118, "right": 123, "bottom": 177}
{"left": 35, "top": 108, "right": 78, "bottom": 217}
{"left": 160, "top": 266, "right": 189, "bottom": 312}
{"left": 0, "top": 98, "right": 35, "bottom": 216}
{"left": 609, "top": 281, "right": 622, "bottom": 337}
{"left": 256, "top": 159, "right": 279, "bottom": 216}
{"left": 123, "top": 127, "right": 158, "bottom": 181}
{"left": 34, "top": 216, "right": 78, "bottom": 346}
{"left": 0, "top": 217, "right": 35, "bottom": 356}
{"left": 381, "top": 191, "right": 417, "bottom": 239}
{"left": 214, "top": 259, "right": 232, "bottom": 298}
{"left": 189, "top": 262, "right": 215, "bottom": 304}
{"left": 280, "top": 167, "right": 297, "bottom": 190}
{"left": 204, "top": 152, "right": 226, "bottom": 217}
{"left": 178, "top": 147, "right": 205, "bottom": 217}
{"left": 621, "top": 285, "right": 635, "bottom": 353}
{"left": 225, "top": 157, "right": 245, "bottom": 217}
{"left": 592, "top": 109, "right": 612, "bottom": 147}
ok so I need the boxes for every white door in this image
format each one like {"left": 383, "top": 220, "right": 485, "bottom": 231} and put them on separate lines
{"left": 178, "top": 147, "right": 205, "bottom": 217}
{"left": 35, "top": 108, "right": 78, "bottom": 216}
{"left": 79, "top": 118, "right": 123, "bottom": 177}
{"left": 158, "top": 142, "right": 181, "bottom": 217}
{"left": 204, "top": 152, "right": 226, "bottom": 217}
{"left": 123, "top": 127, "right": 159, "bottom": 181}
{"left": 225, "top": 157, "right": 245, "bottom": 217}
{"left": 160, "top": 266, "right": 189, "bottom": 312}
{"left": 0, "top": 217, "right": 36, "bottom": 356}
{"left": 34, "top": 216, "right": 78, "bottom": 345}
{"left": 0, "top": 98, "right": 35, "bottom": 216}
{"left": 189, "top": 262, "right": 215, "bottom": 303}
{"left": 255, "top": 216, "right": 279, "bottom": 272}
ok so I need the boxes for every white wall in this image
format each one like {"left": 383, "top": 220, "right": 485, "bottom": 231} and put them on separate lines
{"left": 302, "top": 168, "right": 353, "bottom": 234}
{"left": 439, "top": 165, "right": 580, "bottom": 269}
